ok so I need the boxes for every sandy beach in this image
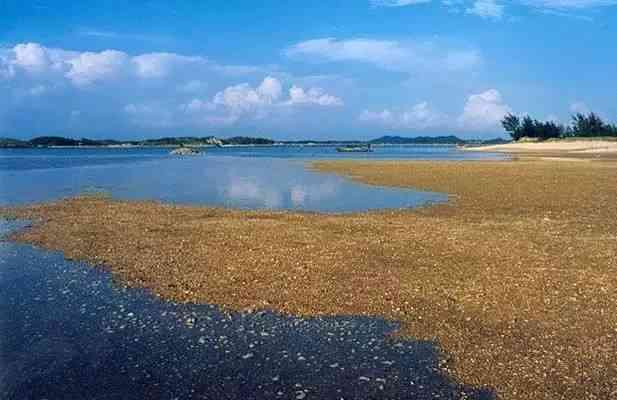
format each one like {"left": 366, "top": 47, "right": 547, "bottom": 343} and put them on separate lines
{"left": 3, "top": 158, "right": 617, "bottom": 399}
{"left": 466, "top": 139, "right": 617, "bottom": 156}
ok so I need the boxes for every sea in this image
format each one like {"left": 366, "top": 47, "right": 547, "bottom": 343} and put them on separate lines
{"left": 0, "top": 145, "right": 498, "bottom": 400}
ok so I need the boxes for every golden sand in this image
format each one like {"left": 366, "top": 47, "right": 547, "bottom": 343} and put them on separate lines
{"left": 465, "top": 139, "right": 617, "bottom": 156}
{"left": 3, "top": 159, "right": 617, "bottom": 399}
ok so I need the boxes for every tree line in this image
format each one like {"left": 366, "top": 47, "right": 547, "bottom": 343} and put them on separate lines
{"left": 501, "top": 112, "right": 617, "bottom": 141}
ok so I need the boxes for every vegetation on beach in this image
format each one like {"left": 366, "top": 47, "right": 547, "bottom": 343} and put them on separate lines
{"left": 502, "top": 112, "right": 617, "bottom": 140}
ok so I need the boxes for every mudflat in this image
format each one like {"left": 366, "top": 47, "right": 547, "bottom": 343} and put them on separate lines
{"left": 3, "top": 159, "right": 617, "bottom": 400}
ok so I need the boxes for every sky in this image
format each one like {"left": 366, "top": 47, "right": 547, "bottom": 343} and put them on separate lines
{"left": 0, "top": 0, "right": 615, "bottom": 140}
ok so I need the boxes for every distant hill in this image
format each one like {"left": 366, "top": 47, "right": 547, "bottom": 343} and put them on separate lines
{"left": 0, "top": 134, "right": 507, "bottom": 148}
{"left": 29, "top": 136, "right": 82, "bottom": 147}
{"left": 0, "top": 135, "right": 267, "bottom": 148}
{"left": 0, "top": 137, "right": 30, "bottom": 148}
{"left": 222, "top": 136, "right": 275, "bottom": 145}
{"left": 369, "top": 135, "right": 465, "bottom": 145}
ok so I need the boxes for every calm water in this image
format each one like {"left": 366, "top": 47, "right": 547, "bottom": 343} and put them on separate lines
{"left": 0, "top": 221, "right": 493, "bottom": 400}
{"left": 0, "top": 146, "right": 499, "bottom": 399}
{"left": 0, "top": 146, "right": 501, "bottom": 211}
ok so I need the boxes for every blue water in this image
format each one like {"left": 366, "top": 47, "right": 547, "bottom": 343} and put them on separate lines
{"left": 0, "top": 146, "right": 500, "bottom": 399}
{"left": 0, "top": 145, "right": 502, "bottom": 172}
{"left": 0, "top": 221, "right": 493, "bottom": 400}
{"left": 0, "top": 146, "right": 500, "bottom": 211}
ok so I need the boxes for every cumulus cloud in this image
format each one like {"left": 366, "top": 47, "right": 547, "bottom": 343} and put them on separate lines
{"left": 129, "top": 76, "right": 343, "bottom": 128}
{"left": 466, "top": 0, "right": 504, "bottom": 18}
{"left": 360, "top": 90, "right": 511, "bottom": 134}
{"left": 0, "top": 42, "right": 258, "bottom": 87}
{"left": 285, "top": 38, "right": 481, "bottom": 73}
{"left": 359, "top": 102, "right": 445, "bottom": 129}
{"left": 458, "top": 89, "right": 511, "bottom": 131}
{"left": 208, "top": 77, "right": 341, "bottom": 113}
{"left": 257, "top": 76, "right": 283, "bottom": 103}
{"left": 66, "top": 50, "right": 130, "bottom": 85}
{"left": 12, "top": 43, "right": 53, "bottom": 72}
{"left": 132, "top": 52, "right": 205, "bottom": 79}
{"left": 0, "top": 42, "right": 344, "bottom": 137}
{"left": 287, "top": 86, "right": 343, "bottom": 106}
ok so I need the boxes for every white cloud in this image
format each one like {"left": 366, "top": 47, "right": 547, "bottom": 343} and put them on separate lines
{"left": 285, "top": 38, "right": 481, "bottom": 73}
{"left": 458, "top": 89, "right": 511, "bottom": 131}
{"left": 257, "top": 76, "right": 283, "bottom": 103}
{"left": 65, "top": 50, "right": 129, "bottom": 86}
{"left": 127, "top": 77, "right": 343, "bottom": 128}
{"left": 287, "top": 86, "right": 343, "bottom": 106}
{"left": 360, "top": 102, "right": 445, "bottom": 129}
{"left": 466, "top": 0, "right": 504, "bottom": 18}
{"left": 361, "top": 90, "right": 511, "bottom": 133}
{"left": 210, "top": 77, "right": 341, "bottom": 113}
{"left": 0, "top": 42, "right": 262, "bottom": 88}
{"left": 12, "top": 43, "right": 52, "bottom": 72}
{"left": 0, "top": 42, "right": 348, "bottom": 137}
{"left": 132, "top": 52, "right": 204, "bottom": 79}
{"left": 213, "top": 83, "right": 264, "bottom": 112}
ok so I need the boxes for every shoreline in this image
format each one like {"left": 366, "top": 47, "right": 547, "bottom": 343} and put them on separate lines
{"left": 0, "top": 143, "right": 465, "bottom": 150}
{"left": 464, "top": 139, "right": 617, "bottom": 157}
{"left": 3, "top": 157, "right": 617, "bottom": 399}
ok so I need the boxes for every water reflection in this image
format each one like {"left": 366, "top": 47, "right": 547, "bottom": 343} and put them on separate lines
{"left": 0, "top": 154, "right": 446, "bottom": 212}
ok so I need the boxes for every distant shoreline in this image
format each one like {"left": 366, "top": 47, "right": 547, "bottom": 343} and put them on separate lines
{"left": 0, "top": 134, "right": 506, "bottom": 149}
{"left": 0, "top": 142, "right": 468, "bottom": 150}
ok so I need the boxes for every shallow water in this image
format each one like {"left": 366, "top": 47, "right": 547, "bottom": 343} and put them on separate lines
{"left": 0, "top": 146, "right": 500, "bottom": 212}
{"left": 0, "top": 147, "right": 500, "bottom": 399}
{"left": 0, "top": 154, "right": 446, "bottom": 212}
{"left": 0, "top": 221, "right": 493, "bottom": 399}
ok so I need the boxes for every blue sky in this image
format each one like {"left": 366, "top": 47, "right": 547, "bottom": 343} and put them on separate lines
{"left": 0, "top": 0, "right": 615, "bottom": 140}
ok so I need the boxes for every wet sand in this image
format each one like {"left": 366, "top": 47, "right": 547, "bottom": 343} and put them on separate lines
{"left": 1, "top": 221, "right": 489, "bottom": 400}
{"left": 3, "top": 159, "right": 617, "bottom": 399}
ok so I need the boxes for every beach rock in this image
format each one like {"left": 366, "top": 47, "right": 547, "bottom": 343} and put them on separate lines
{"left": 170, "top": 147, "right": 201, "bottom": 156}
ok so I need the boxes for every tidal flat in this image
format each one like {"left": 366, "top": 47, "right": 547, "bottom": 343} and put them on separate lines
{"left": 3, "top": 159, "right": 617, "bottom": 400}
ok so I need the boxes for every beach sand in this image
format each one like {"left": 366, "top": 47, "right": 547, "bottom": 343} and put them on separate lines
{"left": 3, "top": 159, "right": 617, "bottom": 399}
{"left": 466, "top": 139, "right": 617, "bottom": 156}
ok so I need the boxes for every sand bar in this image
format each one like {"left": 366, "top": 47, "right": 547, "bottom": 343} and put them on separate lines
{"left": 3, "top": 159, "right": 617, "bottom": 399}
{"left": 466, "top": 139, "right": 617, "bottom": 156}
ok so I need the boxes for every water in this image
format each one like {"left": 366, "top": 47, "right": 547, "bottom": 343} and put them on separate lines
{"left": 0, "top": 146, "right": 499, "bottom": 399}
{"left": 0, "top": 146, "right": 500, "bottom": 212}
{"left": 0, "top": 222, "right": 493, "bottom": 399}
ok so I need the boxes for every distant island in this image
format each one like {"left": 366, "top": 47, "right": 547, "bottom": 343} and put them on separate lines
{"left": 0, "top": 134, "right": 508, "bottom": 149}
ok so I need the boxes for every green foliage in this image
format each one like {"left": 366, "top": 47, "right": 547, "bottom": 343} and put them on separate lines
{"left": 222, "top": 136, "right": 275, "bottom": 145}
{"left": 501, "top": 112, "right": 616, "bottom": 140}
{"left": 501, "top": 113, "right": 522, "bottom": 140}
{"left": 569, "top": 112, "right": 617, "bottom": 137}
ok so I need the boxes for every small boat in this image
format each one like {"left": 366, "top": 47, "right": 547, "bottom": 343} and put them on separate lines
{"left": 336, "top": 144, "right": 373, "bottom": 153}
